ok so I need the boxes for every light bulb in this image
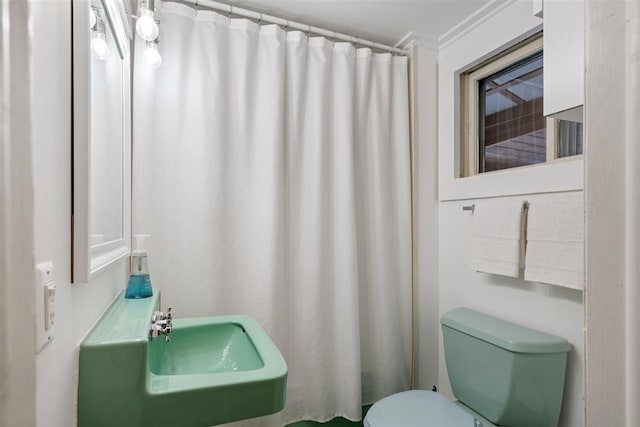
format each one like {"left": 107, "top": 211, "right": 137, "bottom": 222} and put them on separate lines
{"left": 91, "top": 32, "right": 109, "bottom": 60}
{"left": 89, "top": 8, "right": 97, "bottom": 29}
{"left": 143, "top": 43, "right": 162, "bottom": 69}
{"left": 136, "top": 9, "right": 159, "bottom": 41}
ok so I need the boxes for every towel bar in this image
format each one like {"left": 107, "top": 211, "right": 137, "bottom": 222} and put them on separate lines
{"left": 463, "top": 201, "right": 529, "bottom": 213}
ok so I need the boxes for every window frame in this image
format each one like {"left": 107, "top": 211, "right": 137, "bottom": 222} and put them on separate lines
{"left": 460, "top": 35, "right": 580, "bottom": 177}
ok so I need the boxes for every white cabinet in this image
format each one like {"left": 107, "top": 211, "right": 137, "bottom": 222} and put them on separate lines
{"left": 543, "top": 0, "right": 584, "bottom": 121}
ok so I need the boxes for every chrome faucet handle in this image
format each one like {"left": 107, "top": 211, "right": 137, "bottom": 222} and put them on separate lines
{"left": 149, "top": 323, "right": 163, "bottom": 338}
{"left": 149, "top": 307, "right": 173, "bottom": 341}
{"left": 164, "top": 308, "right": 172, "bottom": 342}
{"left": 151, "top": 310, "right": 165, "bottom": 322}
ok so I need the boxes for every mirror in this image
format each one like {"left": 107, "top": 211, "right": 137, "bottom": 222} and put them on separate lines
{"left": 73, "top": 0, "right": 132, "bottom": 283}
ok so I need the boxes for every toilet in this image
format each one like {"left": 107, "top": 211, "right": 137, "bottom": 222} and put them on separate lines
{"left": 364, "top": 308, "right": 570, "bottom": 427}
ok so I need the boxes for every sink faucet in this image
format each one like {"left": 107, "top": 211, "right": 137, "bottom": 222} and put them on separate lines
{"left": 149, "top": 307, "right": 172, "bottom": 342}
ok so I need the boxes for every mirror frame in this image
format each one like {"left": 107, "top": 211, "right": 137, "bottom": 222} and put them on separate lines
{"left": 72, "top": 0, "right": 132, "bottom": 283}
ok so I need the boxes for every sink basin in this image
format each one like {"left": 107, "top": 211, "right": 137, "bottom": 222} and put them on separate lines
{"left": 77, "top": 291, "right": 287, "bottom": 427}
{"left": 149, "top": 321, "right": 264, "bottom": 375}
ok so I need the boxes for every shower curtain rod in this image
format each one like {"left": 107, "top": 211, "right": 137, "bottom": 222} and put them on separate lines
{"left": 166, "top": 0, "right": 407, "bottom": 55}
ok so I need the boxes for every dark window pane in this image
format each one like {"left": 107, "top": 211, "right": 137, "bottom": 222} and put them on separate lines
{"left": 479, "top": 52, "right": 545, "bottom": 173}
{"left": 558, "top": 120, "right": 583, "bottom": 158}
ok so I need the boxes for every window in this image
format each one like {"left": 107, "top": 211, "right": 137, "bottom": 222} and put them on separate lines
{"left": 460, "top": 35, "right": 583, "bottom": 176}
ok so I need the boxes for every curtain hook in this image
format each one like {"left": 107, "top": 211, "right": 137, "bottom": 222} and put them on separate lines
{"left": 194, "top": 0, "right": 198, "bottom": 12}
{"left": 306, "top": 24, "right": 310, "bottom": 37}
{"left": 284, "top": 20, "right": 289, "bottom": 32}
{"left": 258, "top": 13, "right": 262, "bottom": 26}
{"left": 332, "top": 31, "right": 336, "bottom": 43}
{"left": 228, "top": 5, "right": 232, "bottom": 19}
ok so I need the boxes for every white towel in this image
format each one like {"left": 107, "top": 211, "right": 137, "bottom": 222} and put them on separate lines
{"left": 470, "top": 199, "right": 527, "bottom": 277}
{"left": 524, "top": 193, "right": 584, "bottom": 290}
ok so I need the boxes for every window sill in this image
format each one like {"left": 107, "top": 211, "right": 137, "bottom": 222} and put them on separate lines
{"left": 439, "top": 157, "right": 583, "bottom": 202}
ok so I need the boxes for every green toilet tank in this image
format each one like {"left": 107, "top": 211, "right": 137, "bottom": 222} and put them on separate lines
{"left": 441, "top": 308, "right": 570, "bottom": 427}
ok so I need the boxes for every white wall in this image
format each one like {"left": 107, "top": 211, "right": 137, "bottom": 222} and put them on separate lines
{"left": 31, "top": 1, "right": 127, "bottom": 426}
{"left": 409, "top": 41, "right": 440, "bottom": 391}
{"left": 0, "top": 0, "right": 36, "bottom": 424}
{"left": 435, "top": 1, "right": 584, "bottom": 426}
{"left": 583, "top": 1, "right": 632, "bottom": 425}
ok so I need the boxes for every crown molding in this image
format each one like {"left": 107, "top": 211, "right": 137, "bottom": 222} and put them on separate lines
{"left": 438, "top": 0, "right": 516, "bottom": 49}
{"left": 395, "top": 31, "right": 438, "bottom": 51}
{"left": 394, "top": 0, "right": 516, "bottom": 52}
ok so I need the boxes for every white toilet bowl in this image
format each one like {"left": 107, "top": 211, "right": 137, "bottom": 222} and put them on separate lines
{"left": 364, "top": 390, "right": 495, "bottom": 427}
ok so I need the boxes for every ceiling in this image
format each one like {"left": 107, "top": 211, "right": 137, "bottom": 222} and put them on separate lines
{"left": 221, "top": 0, "right": 494, "bottom": 47}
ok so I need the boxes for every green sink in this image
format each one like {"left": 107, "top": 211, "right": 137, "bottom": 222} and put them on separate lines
{"left": 77, "top": 291, "right": 287, "bottom": 427}
{"left": 148, "top": 321, "right": 264, "bottom": 375}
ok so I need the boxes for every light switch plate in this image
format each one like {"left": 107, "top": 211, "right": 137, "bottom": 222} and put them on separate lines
{"left": 35, "top": 261, "right": 55, "bottom": 353}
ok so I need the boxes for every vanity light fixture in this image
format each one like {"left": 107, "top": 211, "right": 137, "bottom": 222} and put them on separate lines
{"left": 143, "top": 40, "right": 162, "bottom": 69}
{"left": 90, "top": 12, "right": 109, "bottom": 61}
{"left": 135, "top": 0, "right": 161, "bottom": 68}
{"left": 136, "top": 0, "right": 159, "bottom": 42}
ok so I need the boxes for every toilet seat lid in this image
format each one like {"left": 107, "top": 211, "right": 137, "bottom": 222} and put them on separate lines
{"left": 364, "top": 390, "right": 479, "bottom": 427}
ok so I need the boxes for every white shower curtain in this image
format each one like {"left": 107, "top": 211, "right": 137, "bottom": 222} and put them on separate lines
{"left": 133, "top": 3, "right": 412, "bottom": 425}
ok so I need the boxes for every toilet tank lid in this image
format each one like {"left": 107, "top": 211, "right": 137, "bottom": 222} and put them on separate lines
{"left": 441, "top": 308, "right": 571, "bottom": 354}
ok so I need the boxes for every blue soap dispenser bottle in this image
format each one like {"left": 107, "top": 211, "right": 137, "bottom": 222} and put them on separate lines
{"left": 125, "top": 234, "right": 153, "bottom": 299}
